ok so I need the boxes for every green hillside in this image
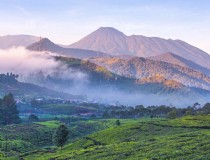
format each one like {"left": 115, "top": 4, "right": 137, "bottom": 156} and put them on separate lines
{"left": 0, "top": 73, "right": 78, "bottom": 99}
{"left": 0, "top": 119, "right": 127, "bottom": 159}
{"left": 19, "top": 115, "right": 210, "bottom": 160}
{"left": 0, "top": 121, "right": 62, "bottom": 158}
{"left": 55, "top": 56, "right": 120, "bottom": 82}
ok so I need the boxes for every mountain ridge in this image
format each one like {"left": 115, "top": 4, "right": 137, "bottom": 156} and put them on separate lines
{"left": 42, "top": 56, "right": 210, "bottom": 106}
{"left": 90, "top": 56, "right": 210, "bottom": 90}
{"left": 27, "top": 38, "right": 110, "bottom": 59}
{"left": 149, "top": 52, "right": 210, "bottom": 76}
{"left": 70, "top": 27, "right": 210, "bottom": 69}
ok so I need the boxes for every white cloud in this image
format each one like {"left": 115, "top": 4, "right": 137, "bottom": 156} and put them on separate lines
{"left": 0, "top": 47, "right": 57, "bottom": 75}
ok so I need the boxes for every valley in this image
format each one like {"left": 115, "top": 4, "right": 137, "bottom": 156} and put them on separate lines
{"left": 1, "top": 3, "right": 210, "bottom": 159}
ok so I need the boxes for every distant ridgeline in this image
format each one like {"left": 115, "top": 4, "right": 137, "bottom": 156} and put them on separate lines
{"left": 0, "top": 73, "right": 19, "bottom": 84}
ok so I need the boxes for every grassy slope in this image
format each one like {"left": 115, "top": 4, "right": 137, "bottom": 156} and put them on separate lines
{"left": 0, "top": 121, "right": 62, "bottom": 158}
{"left": 35, "top": 121, "right": 62, "bottom": 129}
{"left": 1, "top": 119, "right": 129, "bottom": 159}
{"left": 20, "top": 115, "right": 210, "bottom": 160}
{"left": 68, "top": 119, "right": 139, "bottom": 142}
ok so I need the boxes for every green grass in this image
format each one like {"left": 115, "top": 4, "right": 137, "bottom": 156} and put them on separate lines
{"left": 68, "top": 119, "right": 140, "bottom": 141}
{"left": 19, "top": 116, "right": 210, "bottom": 160}
{"left": 0, "top": 119, "right": 125, "bottom": 159}
{"left": 35, "top": 121, "right": 62, "bottom": 129}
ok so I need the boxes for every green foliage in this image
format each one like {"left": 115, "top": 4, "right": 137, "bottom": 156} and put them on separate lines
{"left": 0, "top": 121, "right": 61, "bottom": 157}
{"left": 0, "top": 139, "right": 35, "bottom": 153}
{"left": 0, "top": 93, "right": 20, "bottom": 125}
{"left": 167, "top": 110, "right": 177, "bottom": 119}
{"left": 36, "top": 121, "right": 62, "bottom": 129}
{"left": 116, "top": 119, "right": 121, "bottom": 126}
{"left": 20, "top": 116, "right": 210, "bottom": 159}
{"left": 203, "top": 103, "right": 210, "bottom": 114}
{"left": 53, "top": 125, "right": 69, "bottom": 148}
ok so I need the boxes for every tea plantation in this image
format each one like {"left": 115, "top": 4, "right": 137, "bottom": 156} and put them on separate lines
{"left": 16, "top": 115, "right": 210, "bottom": 160}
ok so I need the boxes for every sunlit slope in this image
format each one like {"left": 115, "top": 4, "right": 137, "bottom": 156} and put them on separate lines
{"left": 91, "top": 56, "right": 210, "bottom": 90}
{"left": 21, "top": 115, "right": 210, "bottom": 160}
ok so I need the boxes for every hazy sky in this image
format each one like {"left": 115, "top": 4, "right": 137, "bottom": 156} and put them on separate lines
{"left": 1, "top": 0, "right": 210, "bottom": 53}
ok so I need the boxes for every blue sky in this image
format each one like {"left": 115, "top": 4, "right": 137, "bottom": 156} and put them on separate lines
{"left": 0, "top": 0, "right": 210, "bottom": 53}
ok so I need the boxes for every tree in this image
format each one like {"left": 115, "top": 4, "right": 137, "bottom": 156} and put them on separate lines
{"left": 0, "top": 93, "right": 20, "bottom": 125}
{"left": 53, "top": 124, "right": 69, "bottom": 148}
{"left": 28, "top": 114, "right": 39, "bottom": 122}
{"left": 192, "top": 102, "right": 200, "bottom": 109}
{"left": 150, "top": 114, "right": 154, "bottom": 119}
{"left": 202, "top": 103, "right": 210, "bottom": 114}
{"left": 102, "top": 111, "right": 110, "bottom": 118}
{"left": 167, "top": 110, "right": 177, "bottom": 119}
{"left": 116, "top": 119, "right": 121, "bottom": 126}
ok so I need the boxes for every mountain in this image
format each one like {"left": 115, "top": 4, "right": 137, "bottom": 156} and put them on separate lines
{"left": 27, "top": 38, "right": 110, "bottom": 59}
{"left": 149, "top": 52, "right": 210, "bottom": 76}
{"left": 26, "top": 55, "right": 210, "bottom": 106}
{"left": 70, "top": 27, "right": 210, "bottom": 69}
{"left": 90, "top": 56, "right": 210, "bottom": 90}
{"left": 0, "top": 73, "right": 80, "bottom": 99}
{"left": 0, "top": 35, "right": 40, "bottom": 49}
{"left": 137, "top": 75, "right": 184, "bottom": 89}
{"left": 70, "top": 27, "right": 128, "bottom": 55}
{"left": 51, "top": 56, "right": 187, "bottom": 92}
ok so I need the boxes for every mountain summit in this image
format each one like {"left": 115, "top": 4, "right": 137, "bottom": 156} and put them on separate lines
{"left": 27, "top": 38, "right": 61, "bottom": 52}
{"left": 94, "top": 27, "right": 126, "bottom": 36}
{"left": 27, "top": 37, "right": 109, "bottom": 59}
{"left": 70, "top": 27, "right": 128, "bottom": 55}
{"left": 70, "top": 27, "right": 210, "bottom": 69}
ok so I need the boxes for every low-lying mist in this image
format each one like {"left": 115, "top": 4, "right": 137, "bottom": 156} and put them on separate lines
{"left": 0, "top": 47, "right": 88, "bottom": 84}
{"left": 71, "top": 86, "right": 208, "bottom": 107}
{"left": 0, "top": 47, "right": 208, "bottom": 107}
{"left": 0, "top": 47, "right": 57, "bottom": 75}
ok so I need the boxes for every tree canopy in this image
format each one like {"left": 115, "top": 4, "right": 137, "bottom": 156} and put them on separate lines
{"left": 53, "top": 124, "right": 69, "bottom": 148}
{"left": 0, "top": 93, "right": 20, "bottom": 125}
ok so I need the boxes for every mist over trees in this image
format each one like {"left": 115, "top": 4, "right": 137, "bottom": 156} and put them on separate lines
{"left": 0, "top": 73, "right": 18, "bottom": 84}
